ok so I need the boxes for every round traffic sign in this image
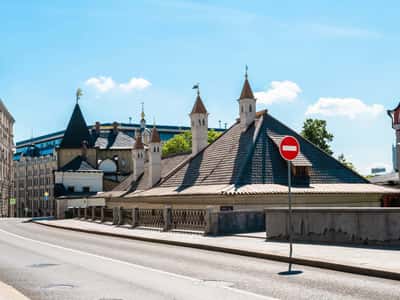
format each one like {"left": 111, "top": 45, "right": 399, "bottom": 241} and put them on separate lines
{"left": 279, "top": 136, "right": 300, "bottom": 161}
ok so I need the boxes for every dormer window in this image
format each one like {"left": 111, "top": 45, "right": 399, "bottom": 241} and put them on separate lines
{"left": 292, "top": 166, "right": 310, "bottom": 177}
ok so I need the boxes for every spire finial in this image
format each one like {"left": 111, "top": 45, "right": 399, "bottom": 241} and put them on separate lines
{"left": 153, "top": 116, "right": 156, "bottom": 127}
{"left": 192, "top": 83, "right": 200, "bottom": 96}
{"left": 76, "top": 88, "right": 83, "bottom": 104}
{"left": 141, "top": 102, "right": 145, "bottom": 120}
{"left": 245, "top": 65, "right": 248, "bottom": 79}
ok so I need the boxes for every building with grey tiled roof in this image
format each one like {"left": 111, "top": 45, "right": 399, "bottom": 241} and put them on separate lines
{"left": 105, "top": 72, "right": 399, "bottom": 209}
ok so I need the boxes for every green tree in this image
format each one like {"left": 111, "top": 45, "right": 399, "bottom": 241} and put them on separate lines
{"left": 337, "top": 153, "right": 355, "bottom": 170}
{"left": 162, "top": 130, "right": 222, "bottom": 157}
{"left": 301, "top": 119, "right": 334, "bottom": 155}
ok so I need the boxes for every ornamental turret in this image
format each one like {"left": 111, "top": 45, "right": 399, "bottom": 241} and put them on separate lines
{"left": 132, "top": 129, "right": 144, "bottom": 181}
{"left": 190, "top": 87, "right": 208, "bottom": 156}
{"left": 148, "top": 126, "right": 161, "bottom": 187}
{"left": 238, "top": 67, "right": 256, "bottom": 131}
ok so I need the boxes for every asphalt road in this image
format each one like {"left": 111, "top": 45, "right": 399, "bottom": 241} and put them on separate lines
{"left": 0, "top": 219, "right": 398, "bottom": 300}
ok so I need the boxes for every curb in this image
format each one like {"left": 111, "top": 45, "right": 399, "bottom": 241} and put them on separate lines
{"left": 33, "top": 221, "right": 400, "bottom": 281}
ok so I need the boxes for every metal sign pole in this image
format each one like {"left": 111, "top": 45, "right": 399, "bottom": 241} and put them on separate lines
{"left": 288, "top": 160, "right": 293, "bottom": 272}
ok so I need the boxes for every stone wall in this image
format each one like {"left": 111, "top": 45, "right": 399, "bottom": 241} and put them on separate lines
{"left": 265, "top": 208, "right": 400, "bottom": 246}
{"left": 206, "top": 209, "right": 265, "bottom": 236}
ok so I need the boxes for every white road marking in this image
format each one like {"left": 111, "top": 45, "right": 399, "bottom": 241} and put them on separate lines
{"left": 0, "top": 228, "right": 277, "bottom": 300}
{"left": 282, "top": 145, "right": 297, "bottom": 152}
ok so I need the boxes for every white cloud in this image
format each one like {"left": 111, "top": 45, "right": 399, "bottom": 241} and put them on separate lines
{"left": 119, "top": 77, "right": 151, "bottom": 91}
{"left": 85, "top": 76, "right": 151, "bottom": 93}
{"left": 85, "top": 76, "right": 116, "bottom": 93}
{"left": 254, "top": 81, "right": 301, "bottom": 105}
{"left": 305, "top": 97, "right": 384, "bottom": 119}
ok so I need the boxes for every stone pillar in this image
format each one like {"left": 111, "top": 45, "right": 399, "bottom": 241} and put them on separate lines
{"left": 132, "top": 207, "right": 139, "bottom": 228}
{"left": 163, "top": 206, "right": 172, "bottom": 232}
{"left": 100, "top": 207, "right": 105, "bottom": 223}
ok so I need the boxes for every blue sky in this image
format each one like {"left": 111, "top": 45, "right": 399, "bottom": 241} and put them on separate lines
{"left": 1, "top": 0, "right": 399, "bottom": 174}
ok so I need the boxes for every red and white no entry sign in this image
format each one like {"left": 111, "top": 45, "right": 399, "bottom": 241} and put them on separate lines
{"left": 279, "top": 136, "right": 300, "bottom": 161}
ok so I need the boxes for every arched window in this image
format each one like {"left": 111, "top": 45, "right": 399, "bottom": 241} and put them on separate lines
{"left": 198, "top": 119, "right": 201, "bottom": 125}
{"left": 249, "top": 104, "right": 252, "bottom": 112}
{"left": 241, "top": 105, "right": 244, "bottom": 113}
{"left": 202, "top": 119, "right": 205, "bottom": 126}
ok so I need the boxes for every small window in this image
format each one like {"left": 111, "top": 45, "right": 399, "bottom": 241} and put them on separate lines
{"left": 202, "top": 119, "right": 205, "bottom": 126}
{"left": 83, "top": 186, "right": 90, "bottom": 193}
{"left": 67, "top": 186, "right": 75, "bottom": 193}
{"left": 293, "top": 166, "right": 309, "bottom": 177}
{"left": 249, "top": 104, "right": 252, "bottom": 112}
{"left": 241, "top": 105, "right": 244, "bottom": 113}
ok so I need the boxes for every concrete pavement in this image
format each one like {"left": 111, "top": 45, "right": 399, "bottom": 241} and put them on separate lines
{"left": 0, "top": 219, "right": 399, "bottom": 299}
{"left": 36, "top": 218, "right": 400, "bottom": 280}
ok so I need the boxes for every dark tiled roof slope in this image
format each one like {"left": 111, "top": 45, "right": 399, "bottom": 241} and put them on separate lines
{"left": 160, "top": 112, "right": 367, "bottom": 188}
{"left": 191, "top": 95, "right": 208, "bottom": 114}
{"left": 60, "top": 104, "right": 92, "bottom": 148}
{"left": 59, "top": 156, "right": 99, "bottom": 172}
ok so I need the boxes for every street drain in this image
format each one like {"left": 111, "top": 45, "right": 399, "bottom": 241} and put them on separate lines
{"left": 42, "top": 284, "right": 75, "bottom": 290}
{"left": 202, "top": 280, "right": 235, "bottom": 288}
{"left": 29, "top": 263, "right": 59, "bottom": 268}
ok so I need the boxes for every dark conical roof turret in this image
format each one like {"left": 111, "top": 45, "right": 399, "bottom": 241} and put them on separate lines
{"left": 60, "top": 103, "right": 92, "bottom": 148}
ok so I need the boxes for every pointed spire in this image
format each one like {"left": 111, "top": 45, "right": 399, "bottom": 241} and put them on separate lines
{"left": 239, "top": 65, "right": 254, "bottom": 100}
{"left": 60, "top": 102, "right": 92, "bottom": 148}
{"left": 134, "top": 129, "right": 144, "bottom": 149}
{"left": 150, "top": 125, "right": 161, "bottom": 143}
{"left": 190, "top": 86, "right": 208, "bottom": 114}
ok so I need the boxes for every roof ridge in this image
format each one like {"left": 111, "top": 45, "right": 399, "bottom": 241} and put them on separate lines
{"left": 266, "top": 113, "right": 368, "bottom": 183}
{"left": 235, "top": 113, "right": 266, "bottom": 185}
{"left": 158, "top": 121, "right": 239, "bottom": 186}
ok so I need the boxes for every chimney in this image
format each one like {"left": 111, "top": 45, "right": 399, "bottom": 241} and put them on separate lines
{"left": 190, "top": 90, "right": 208, "bottom": 156}
{"left": 95, "top": 121, "right": 101, "bottom": 134}
{"left": 148, "top": 126, "right": 161, "bottom": 187}
{"left": 112, "top": 121, "right": 119, "bottom": 134}
{"left": 132, "top": 129, "right": 144, "bottom": 181}
{"left": 81, "top": 140, "right": 88, "bottom": 160}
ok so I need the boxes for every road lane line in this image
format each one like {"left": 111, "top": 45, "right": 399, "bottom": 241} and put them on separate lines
{"left": 0, "top": 228, "right": 277, "bottom": 300}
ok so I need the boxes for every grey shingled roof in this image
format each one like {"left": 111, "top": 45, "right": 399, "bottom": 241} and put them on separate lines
{"left": 59, "top": 156, "right": 100, "bottom": 172}
{"left": 93, "top": 131, "right": 135, "bottom": 149}
{"left": 159, "top": 111, "right": 367, "bottom": 189}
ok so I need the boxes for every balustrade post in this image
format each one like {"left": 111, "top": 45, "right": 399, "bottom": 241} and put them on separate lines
{"left": 100, "top": 207, "right": 105, "bottom": 223}
{"left": 132, "top": 207, "right": 139, "bottom": 228}
{"left": 163, "top": 206, "right": 172, "bottom": 232}
{"left": 118, "top": 207, "right": 124, "bottom": 225}
{"left": 204, "top": 206, "right": 219, "bottom": 236}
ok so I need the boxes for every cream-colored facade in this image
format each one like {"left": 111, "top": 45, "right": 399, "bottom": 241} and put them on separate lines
{"left": 14, "top": 153, "right": 57, "bottom": 217}
{"left": 0, "top": 100, "right": 14, "bottom": 217}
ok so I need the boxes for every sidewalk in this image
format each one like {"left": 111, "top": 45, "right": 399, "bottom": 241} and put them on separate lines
{"left": 0, "top": 281, "right": 30, "bottom": 300}
{"left": 35, "top": 219, "right": 400, "bottom": 281}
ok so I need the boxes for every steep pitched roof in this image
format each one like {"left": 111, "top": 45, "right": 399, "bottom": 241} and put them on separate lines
{"left": 158, "top": 111, "right": 367, "bottom": 189}
{"left": 239, "top": 77, "right": 254, "bottom": 100}
{"left": 60, "top": 104, "right": 92, "bottom": 148}
{"left": 59, "top": 156, "right": 100, "bottom": 172}
{"left": 150, "top": 126, "right": 161, "bottom": 143}
{"left": 113, "top": 152, "right": 191, "bottom": 193}
{"left": 190, "top": 94, "right": 208, "bottom": 114}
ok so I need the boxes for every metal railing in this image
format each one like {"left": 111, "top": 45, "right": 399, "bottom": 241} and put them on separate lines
{"left": 171, "top": 209, "right": 206, "bottom": 231}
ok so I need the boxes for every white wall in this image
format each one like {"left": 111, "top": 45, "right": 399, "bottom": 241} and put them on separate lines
{"left": 55, "top": 171, "right": 103, "bottom": 193}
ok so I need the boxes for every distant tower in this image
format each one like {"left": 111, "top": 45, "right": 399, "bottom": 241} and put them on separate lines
{"left": 140, "top": 102, "right": 146, "bottom": 131}
{"left": 387, "top": 102, "right": 400, "bottom": 172}
{"left": 149, "top": 126, "right": 161, "bottom": 187}
{"left": 190, "top": 86, "right": 209, "bottom": 156}
{"left": 238, "top": 66, "right": 256, "bottom": 131}
{"left": 132, "top": 129, "right": 145, "bottom": 181}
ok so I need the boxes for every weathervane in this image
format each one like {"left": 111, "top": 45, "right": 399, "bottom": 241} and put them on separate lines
{"left": 192, "top": 82, "right": 200, "bottom": 95}
{"left": 245, "top": 64, "right": 248, "bottom": 79}
{"left": 76, "top": 88, "right": 83, "bottom": 104}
